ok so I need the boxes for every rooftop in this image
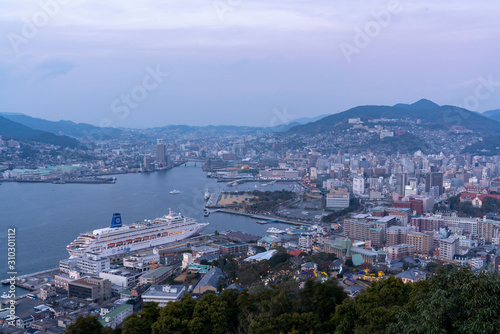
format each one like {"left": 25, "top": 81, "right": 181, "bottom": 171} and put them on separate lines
{"left": 244, "top": 249, "right": 277, "bottom": 262}
{"left": 142, "top": 285, "right": 186, "bottom": 299}
{"left": 193, "top": 267, "right": 224, "bottom": 291}
{"left": 395, "top": 268, "right": 427, "bottom": 281}
{"left": 99, "top": 304, "right": 133, "bottom": 326}
{"left": 139, "top": 266, "right": 172, "bottom": 279}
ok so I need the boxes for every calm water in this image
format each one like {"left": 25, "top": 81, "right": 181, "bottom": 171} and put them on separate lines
{"left": 0, "top": 163, "right": 293, "bottom": 294}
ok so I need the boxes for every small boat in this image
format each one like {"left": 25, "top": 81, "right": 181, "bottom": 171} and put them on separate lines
{"left": 256, "top": 221, "right": 269, "bottom": 225}
{"left": 170, "top": 189, "right": 181, "bottom": 194}
{"left": 204, "top": 189, "right": 210, "bottom": 201}
{"left": 267, "top": 227, "right": 286, "bottom": 234}
{"left": 1, "top": 292, "right": 11, "bottom": 299}
{"left": 204, "top": 208, "right": 210, "bottom": 217}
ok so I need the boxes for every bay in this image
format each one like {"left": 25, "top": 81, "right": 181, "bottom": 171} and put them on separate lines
{"left": 0, "top": 163, "right": 294, "bottom": 294}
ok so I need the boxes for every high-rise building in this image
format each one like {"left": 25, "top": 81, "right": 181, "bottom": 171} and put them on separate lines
{"left": 386, "top": 226, "right": 411, "bottom": 246}
{"left": 396, "top": 173, "right": 407, "bottom": 196}
{"left": 156, "top": 139, "right": 167, "bottom": 167}
{"left": 326, "top": 190, "right": 350, "bottom": 209}
{"left": 143, "top": 155, "right": 153, "bottom": 171}
{"left": 410, "top": 217, "right": 443, "bottom": 233}
{"left": 353, "top": 176, "right": 365, "bottom": 195}
{"left": 477, "top": 220, "right": 495, "bottom": 243}
{"left": 425, "top": 172, "right": 443, "bottom": 195}
{"left": 388, "top": 244, "right": 415, "bottom": 260}
{"left": 406, "top": 232, "right": 433, "bottom": 256}
{"left": 439, "top": 236, "right": 458, "bottom": 260}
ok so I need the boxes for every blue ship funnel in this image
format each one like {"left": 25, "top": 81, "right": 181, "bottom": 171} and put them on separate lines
{"left": 111, "top": 213, "right": 122, "bottom": 228}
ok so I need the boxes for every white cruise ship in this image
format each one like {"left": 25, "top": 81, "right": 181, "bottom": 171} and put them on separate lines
{"left": 66, "top": 210, "right": 208, "bottom": 258}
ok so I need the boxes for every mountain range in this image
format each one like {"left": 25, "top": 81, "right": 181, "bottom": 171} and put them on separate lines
{"left": 0, "top": 115, "right": 79, "bottom": 148}
{"left": 2, "top": 100, "right": 500, "bottom": 153}
{"left": 0, "top": 112, "right": 122, "bottom": 139}
{"left": 287, "top": 99, "right": 500, "bottom": 135}
{"left": 482, "top": 109, "right": 500, "bottom": 123}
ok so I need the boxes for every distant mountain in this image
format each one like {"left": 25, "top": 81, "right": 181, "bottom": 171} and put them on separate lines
{"left": 483, "top": 109, "right": 500, "bottom": 123}
{"left": 152, "top": 124, "right": 262, "bottom": 132}
{"left": 268, "top": 114, "right": 331, "bottom": 132}
{"left": 0, "top": 112, "right": 122, "bottom": 139}
{"left": 0, "top": 115, "right": 79, "bottom": 148}
{"left": 288, "top": 99, "right": 500, "bottom": 135}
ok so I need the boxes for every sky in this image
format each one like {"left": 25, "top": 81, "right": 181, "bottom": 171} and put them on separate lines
{"left": 0, "top": 0, "right": 499, "bottom": 128}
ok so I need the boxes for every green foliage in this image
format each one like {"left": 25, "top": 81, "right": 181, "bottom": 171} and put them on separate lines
{"left": 299, "top": 280, "right": 347, "bottom": 322}
{"left": 449, "top": 194, "right": 500, "bottom": 217}
{"left": 79, "top": 267, "right": 500, "bottom": 334}
{"left": 332, "top": 277, "right": 412, "bottom": 334}
{"left": 322, "top": 197, "right": 360, "bottom": 222}
{"left": 123, "top": 302, "right": 160, "bottom": 334}
{"left": 65, "top": 316, "right": 103, "bottom": 334}
{"left": 246, "top": 190, "right": 295, "bottom": 212}
{"left": 388, "top": 267, "right": 500, "bottom": 334}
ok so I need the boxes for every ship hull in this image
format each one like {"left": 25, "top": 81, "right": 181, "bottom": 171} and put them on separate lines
{"left": 67, "top": 212, "right": 208, "bottom": 258}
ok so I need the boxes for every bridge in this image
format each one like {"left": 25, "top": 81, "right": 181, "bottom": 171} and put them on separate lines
{"left": 174, "top": 158, "right": 207, "bottom": 164}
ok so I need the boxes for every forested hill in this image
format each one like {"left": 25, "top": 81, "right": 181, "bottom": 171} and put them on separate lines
{"left": 0, "top": 115, "right": 79, "bottom": 148}
{"left": 288, "top": 99, "right": 500, "bottom": 135}
{"left": 65, "top": 267, "right": 500, "bottom": 334}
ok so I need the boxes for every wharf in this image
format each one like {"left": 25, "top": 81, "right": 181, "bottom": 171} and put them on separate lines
{"left": 205, "top": 193, "right": 222, "bottom": 208}
{"left": 215, "top": 209, "right": 313, "bottom": 226}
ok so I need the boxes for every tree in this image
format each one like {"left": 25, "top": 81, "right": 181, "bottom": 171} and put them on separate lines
{"left": 65, "top": 316, "right": 103, "bottom": 334}
{"left": 299, "top": 279, "right": 347, "bottom": 323}
{"left": 151, "top": 295, "right": 196, "bottom": 334}
{"left": 332, "top": 277, "right": 412, "bottom": 334}
{"left": 388, "top": 267, "right": 500, "bottom": 334}
{"left": 123, "top": 302, "right": 159, "bottom": 334}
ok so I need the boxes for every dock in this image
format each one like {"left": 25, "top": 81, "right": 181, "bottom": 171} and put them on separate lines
{"left": 205, "top": 193, "right": 222, "bottom": 208}
{"left": 215, "top": 209, "right": 313, "bottom": 226}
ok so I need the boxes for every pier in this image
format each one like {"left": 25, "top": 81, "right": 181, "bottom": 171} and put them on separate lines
{"left": 215, "top": 209, "right": 313, "bottom": 226}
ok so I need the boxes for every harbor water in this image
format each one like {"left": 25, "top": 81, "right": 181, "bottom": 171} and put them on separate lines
{"left": 0, "top": 163, "right": 295, "bottom": 294}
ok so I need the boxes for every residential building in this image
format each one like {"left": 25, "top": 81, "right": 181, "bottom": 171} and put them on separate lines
{"left": 406, "top": 232, "right": 433, "bottom": 256}
{"left": 469, "top": 257, "right": 484, "bottom": 269}
{"left": 386, "top": 226, "right": 411, "bottom": 246}
{"left": 387, "top": 244, "right": 415, "bottom": 260}
{"left": 59, "top": 258, "right": 78, "bottom": 274}
{"left": 100, "top": 304, "right": 133, "bottom": 329}
{"left": 299, "top": 233, "right": 314, "bottom": 249}
{"left": 39, "top": 284, "right": 56, "bottom": 300}
{"left": 477, "top": 219, "right": 495, "bottom": 243}
{"left": 353, "top": 176, "right": 365, "bottom": 195}
{"left": 16, "top": 315, "right": 34, "bottom": 329}
{"left": 212, "top": 243, "right": 249, "bottom": 255}
{"left": 54, "top": 274, "right": 76, "bottom": 291}
{"left": 410, "top": 217, "right": 443, "bottom": 233}
{"left": 395, "top": 269, "right": 427, "bottom": 283}
{"left": 192, "top": 267, "right": 225, "bottom": 294}
{"left": 439, "top": 236, "right": 459, "bottom": 260}
{"left": 156, "top": 139, "right": 167, "bottom": 167}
